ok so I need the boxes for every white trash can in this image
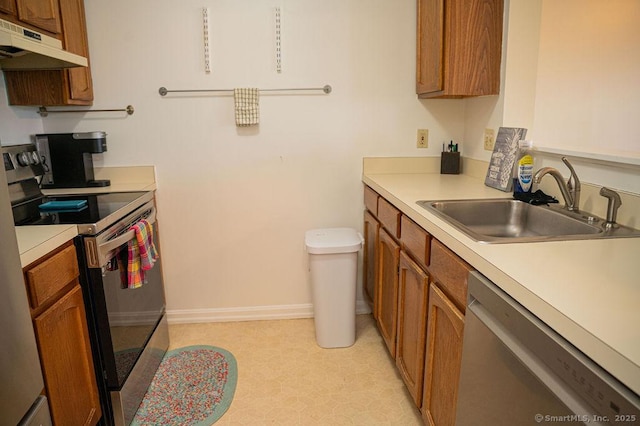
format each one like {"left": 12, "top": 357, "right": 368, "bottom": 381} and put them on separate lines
{"left": 305, "top": 228, "right": 364, "bottom": 348}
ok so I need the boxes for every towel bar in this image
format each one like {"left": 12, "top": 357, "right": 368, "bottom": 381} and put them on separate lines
{"left": 38, "top": 105, "right": 135, "bottom": 117}
{"left": 158, "top": 85, "right": 332, "bottom": 96}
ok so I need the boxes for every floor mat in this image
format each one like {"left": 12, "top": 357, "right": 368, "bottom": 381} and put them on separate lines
{"left": 131, "top": 345, "right": 237, "bottom": 425}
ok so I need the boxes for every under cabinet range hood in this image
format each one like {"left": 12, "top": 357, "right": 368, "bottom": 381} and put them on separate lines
{"left": 0, "top": 18, "right": 87, "bottom": 70}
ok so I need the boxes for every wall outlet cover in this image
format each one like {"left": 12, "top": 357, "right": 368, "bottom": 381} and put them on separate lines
{"left": 417, "top": 129, "right": 429, "bottom": 148}
{"left": 484, "top": 128, "right": 496, "bottom": 151}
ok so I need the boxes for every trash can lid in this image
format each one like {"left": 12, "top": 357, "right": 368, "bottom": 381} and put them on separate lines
{"left": 305, "top": 228, "right": 363, "bottom": 254}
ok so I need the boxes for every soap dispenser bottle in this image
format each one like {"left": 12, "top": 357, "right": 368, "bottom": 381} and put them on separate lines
{"left": 514, "top": 140, "right": 533, "bottom": 193}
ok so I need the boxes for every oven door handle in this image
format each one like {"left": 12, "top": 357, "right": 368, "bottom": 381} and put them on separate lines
{"left": 98, "top": 207, "right": 157, "bottom": 255}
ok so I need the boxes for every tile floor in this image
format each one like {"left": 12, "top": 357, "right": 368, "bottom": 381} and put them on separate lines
{"left": 168, "top": 314, "right": 423, "bottom": 425}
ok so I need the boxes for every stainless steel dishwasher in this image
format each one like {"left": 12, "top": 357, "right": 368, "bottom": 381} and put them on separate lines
{"left": 455, "top": 271, "right": 640, "bottom": 425}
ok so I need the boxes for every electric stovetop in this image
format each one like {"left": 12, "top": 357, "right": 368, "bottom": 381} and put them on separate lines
{"left": 14, "top": 191, "right": 154, "bottom": 235}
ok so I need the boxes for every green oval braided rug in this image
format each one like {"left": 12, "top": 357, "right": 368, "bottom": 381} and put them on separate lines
{"left": 131, "top": 345, "right": 237, "bottom": 426}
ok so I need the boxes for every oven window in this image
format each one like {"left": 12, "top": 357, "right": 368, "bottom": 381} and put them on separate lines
{"left": 101, "top": 235, "right": 165, "bottom": 388}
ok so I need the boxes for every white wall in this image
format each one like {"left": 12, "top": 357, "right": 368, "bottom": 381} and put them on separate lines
{"left": 36, "top": 0, "right": 465, "bottom": 319}
{"left": 533, "top": 0, "right": 640, "bottom": 155}
{"left": 472, "top": 0, "right": 640, "bottom": 195}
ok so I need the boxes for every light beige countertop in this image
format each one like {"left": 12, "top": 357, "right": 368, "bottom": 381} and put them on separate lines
{"left": 15, "top": 166, "right": 156, "bottom": 267}
{"left": 16, "top": 225, "right": 78, "bottom": 267}
{"left": 362, "top": 158, "right": 640, "bottom": 396}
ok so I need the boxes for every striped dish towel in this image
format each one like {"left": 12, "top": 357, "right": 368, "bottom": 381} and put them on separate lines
{"left": 127, "top": 219, "right": 159, "bottom": 289}
{"left": 233, "top": 88, "right": 260, "bottom": 127}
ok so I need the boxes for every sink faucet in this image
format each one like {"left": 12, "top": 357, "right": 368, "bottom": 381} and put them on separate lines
{"left": 532, "top": 157, "right": 581, "bottom": 211}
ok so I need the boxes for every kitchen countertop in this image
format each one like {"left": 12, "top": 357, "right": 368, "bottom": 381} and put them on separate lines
{"left": 16, "top": 225, "right": 78, "bottom": 267}
{"left": 363, "top": 165, "right": 640, "bottom": 396}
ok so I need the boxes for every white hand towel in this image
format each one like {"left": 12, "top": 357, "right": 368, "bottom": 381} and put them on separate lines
{"left": 233, "top": 88, "right": 260, "bottom": 127}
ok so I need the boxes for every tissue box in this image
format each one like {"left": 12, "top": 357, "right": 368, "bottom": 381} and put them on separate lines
{"left": 441, "top": 152, "right": 461, "bottom": 174}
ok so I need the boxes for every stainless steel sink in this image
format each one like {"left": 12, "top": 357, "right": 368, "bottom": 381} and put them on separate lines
{"left": 416, "top": 198, "right": 640, "bottom": 243}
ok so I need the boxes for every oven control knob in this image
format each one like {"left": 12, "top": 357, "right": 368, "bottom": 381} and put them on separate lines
{"left": 30, "top": 151, "right": 40, "bottom": 165}
{"left": 16, "top": 152, "right": 30, "bottom": 167}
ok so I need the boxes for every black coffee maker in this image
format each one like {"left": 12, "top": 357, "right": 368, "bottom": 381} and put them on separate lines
{"left": 35, "top": 132, "right": 111, "bottom": 188}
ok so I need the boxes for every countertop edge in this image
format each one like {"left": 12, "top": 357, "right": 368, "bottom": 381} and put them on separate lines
{"left": 17, "top": 225, "right": 78, "bottom": 268}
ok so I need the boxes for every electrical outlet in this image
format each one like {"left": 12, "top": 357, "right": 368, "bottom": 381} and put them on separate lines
{"left": 417, "top": 129, "right": 429, "bottom": 148}
{"left": 484, "top": 128, "right": 496, "bottom": 151}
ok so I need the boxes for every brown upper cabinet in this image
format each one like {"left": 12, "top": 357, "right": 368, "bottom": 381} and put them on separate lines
{"left": 16, "top": 0, "right": 62, "bottom": 34}
{"left": 0, "top": 0, "right": 17, "bottom": 15}
{"left": 3, "top": 0, "right": 94, "bottom": 105}
{"left": 1, "top": 0, "right": 62, "bottom": 35}
{"left": 416, "top": 0, "right": 504, "bottom": 98}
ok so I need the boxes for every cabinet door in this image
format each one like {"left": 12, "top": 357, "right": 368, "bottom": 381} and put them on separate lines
{"left": 396, "top": 251, "right": 429, "bottom": 407}
{"left": 416, "top": 0, "right": 503, "bottom": 98}
{"left": 16, "top": 0, "right": 61, "bottom": 34}
{"left": 416, "top": 0, "right": 444, "bottom": 95}
{"left": 0, "top": 0, "right": 17, "bottom": 15}
{"left": 363, "top": 211, "right": 380, "bottom": 314}
{"left": 422, "top": 283, "right": 465, "bottom": 426}
{"left": 377, "top": 228, "right": 400, "bottom": 358}
{"left": 59, "top": 0, "right": 93, "bottom": 102}
{"left": 34, "top": 284, "right": 102, "bottom": 426}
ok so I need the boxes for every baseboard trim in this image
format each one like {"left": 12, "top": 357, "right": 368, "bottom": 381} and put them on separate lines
{"left": 167, "top": 300, "right": 372, "bottom": 324}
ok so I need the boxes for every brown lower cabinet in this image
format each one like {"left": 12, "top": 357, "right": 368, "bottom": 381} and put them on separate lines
{"left": 25, "top": 241, "right": 101, "bottom": 426}
{"left": 363, "top": 210, "right": 380, "bottom": 314}
{"left": 421, "top": 283, "right": 465, "bottom": 426}
{"left": 396, "top": 251, "right": 429, "bottom": 406}
{"left": 363, "top": 185, "right": 472, "bottom": 425}
{"left": 376, "top": 227, "right": 400, "bottom": 357}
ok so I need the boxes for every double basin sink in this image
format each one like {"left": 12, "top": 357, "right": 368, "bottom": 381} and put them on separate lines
{"left": 416, "top": 198, "right": 640, "bottom": 243}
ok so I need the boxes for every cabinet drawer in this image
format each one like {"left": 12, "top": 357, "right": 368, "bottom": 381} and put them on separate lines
{"left": 25, "top": 243, "right": 79, "bottom": 310}
{"left": 377, "top": 197, "right": 401, "bottom": 239}
{"left": 429, "top": 239, "right": 472, "bottom": 312}
{"left": 400, "top": 215, "right": 430, "bottom": 269}
{"left": 364, "top": 186, "right": 379, "bottom": 215}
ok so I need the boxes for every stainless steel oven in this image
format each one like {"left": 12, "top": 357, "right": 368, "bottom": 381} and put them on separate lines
{"left": 76, "top": 196, "right": 168, "bottom": 426}
{"left": 456, "top": 272, "right": 640, "bottom": 425}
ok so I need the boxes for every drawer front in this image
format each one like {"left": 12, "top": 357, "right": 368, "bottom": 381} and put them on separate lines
{"left": 364, "top": 186, "right": 379, "bottom": 215}
{"left": 400, "top": 215, "right": 430, "bottom": 269}
{"left": 364, "top": 186, "right": 380, "bottom": 216}
{"left": 26, "top": 243, "right": 80, "bottom": 310}
{"left": 377, "top": 197, "right": 401, "bottom": 239}
{"left": 429, "top": 239, "right": 472, "bottom": 312}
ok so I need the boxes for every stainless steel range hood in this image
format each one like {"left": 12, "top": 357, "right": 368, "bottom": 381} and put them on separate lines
{"left": 0, "top": 18, "right": 87, "bottom": 70}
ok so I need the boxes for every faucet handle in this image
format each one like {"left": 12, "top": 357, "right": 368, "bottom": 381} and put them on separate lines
{"left": 561, "top": 157, "right": 581, "bottom": 211}
{"left": 600, "top": 187, "right": 622, "bottom": 228}
{"left": 562, "top": 157, "right": 580, "bottom": 186}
